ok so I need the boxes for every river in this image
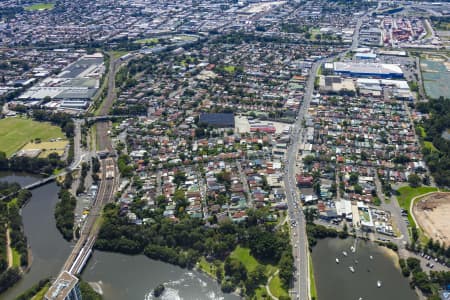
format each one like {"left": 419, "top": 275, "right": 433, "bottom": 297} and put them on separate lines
{"left": 0, "top": 172, "right": 239, "bottom": 300}
{"left": 0, "top": 172, "right": 71, "bottom": 300}
{"left": 311, "top": 237, "right": 418, "bottom": 300}
{"left": 82, "top": 251, "right": 239, "bottom": 300}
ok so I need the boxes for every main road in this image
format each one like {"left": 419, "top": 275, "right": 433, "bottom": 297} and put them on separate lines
{"left": 284, "top": 59, "right": 320, "bottom": 300}
{"left": 284, "top": 5, "right": 380, "bottom": 298}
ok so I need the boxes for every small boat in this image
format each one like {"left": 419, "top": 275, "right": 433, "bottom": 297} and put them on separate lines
{"left": 377, "top": 280, "right": 382, "bottom": 288}
{"left": 349, "top": 266, "right": 355, "bottom": 273}
{"left": 369, "top": 255, "right": 373, "bottom": 260}
{"left": 336, "top": 258, "right": 340, "bottom": 264}
{"left": 358, "top": 298, "right": 363, "bottom": 300}
{"left": 350, "top": 246, "right": 355, "bottom": 253}
{"left": 355, "top": 260, "right": 359, "bottom": 264}
{"left": 343, "top": 251, "right": 348, "bottom": 256}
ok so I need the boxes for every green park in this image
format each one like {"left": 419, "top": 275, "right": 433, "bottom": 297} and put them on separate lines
{"left": 0, "top": 118, "right": 65, "bottom": 157}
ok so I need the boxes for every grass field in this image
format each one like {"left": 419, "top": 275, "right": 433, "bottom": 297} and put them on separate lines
{"left": 309, "top": 255, "right": 317, "bottom": 300}
{"left": 397, "top": 186, "right": 438, "bottom": 227}
{"left": 309, "top": 28, "right": 321, "bottom": 41}
{"left": 0, "top": 118, "right": 65, "bottom": 157}
{"left": 417, "top": 125, "right": 426, "bottom": 138}
{"left": 111, "top": 50, "right": 129, "bottom": 60}
{"left": 198, "top": 257, "right": 221, "bottom": 279}
{"left": 254, "top": 287, "right": 270, "bottom": 299}
{"left": 230, "top": 245, "right": 277, "bottom": 275}
{"left": 12, "top": 248, "right": 20, "bottom": 268}
{"left": 423, "top": 141, "right": 438, "bottom": 152}
{"left": 25, "top": 3, "right": 54, "bottom": 11}
{"left": 268, "top": 274, "right": 289, "bottom": 298}
{"left": 230, "top": 246, "right": 286, "bottom": 296}
{"left": 223, "top": 65, "right": 236, "bottom": 73}
{"left": 230, "top": 246, "right": 259, "bottom": 272}
{"left": 134, "top": 38, "right": 159, "bottom": 44}
{"left": 22, "top": 140, "right": 68, "bottom": 158}
{"left": 32, "top": 283, "right": 51, "bottom": 300}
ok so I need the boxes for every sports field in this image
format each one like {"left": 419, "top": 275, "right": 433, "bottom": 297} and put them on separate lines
{"left": 0, "top": 118, "right": 65, "bottom": 157}
{"left": 24, "top": 3, "right": 54, "bottom": 11}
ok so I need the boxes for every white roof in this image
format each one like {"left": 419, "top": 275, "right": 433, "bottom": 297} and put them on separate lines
{"left": 334, "top": 62, "right": 403, "bottom": 75}
{"left": 336, "top": 199, "right": 352, "bottom": 215}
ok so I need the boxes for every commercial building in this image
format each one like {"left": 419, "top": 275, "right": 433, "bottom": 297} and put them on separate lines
{"left": 332, "top": 62, "right": 404, "bottom": 78}
{"left": 199, "top": 113, "right": 235, "bottom": 128}
{"left": 45, "top": 271, "right": 82, "bottom": 300}
{"left": 18, "top": 53, "right": 104, "bottom": 111}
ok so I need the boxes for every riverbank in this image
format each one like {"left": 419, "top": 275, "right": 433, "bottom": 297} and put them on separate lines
{"left": 0, "top": 173, "right": 71, "bottom": 300}
{"left": 196, "top": 246, "right": 289, "bottom": 299}
{"left": 377, "top": 243, "right": 401, "bottom": 270}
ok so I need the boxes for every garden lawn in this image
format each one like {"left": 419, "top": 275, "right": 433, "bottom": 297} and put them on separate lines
{"left": 0, "top": 118, "right": 65, "bottom": 157}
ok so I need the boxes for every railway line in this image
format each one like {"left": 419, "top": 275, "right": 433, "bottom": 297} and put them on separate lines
{"left": 61, "top": 157, "right": 117, "bottom": 274}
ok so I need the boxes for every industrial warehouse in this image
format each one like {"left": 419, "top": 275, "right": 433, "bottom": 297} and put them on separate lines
{"left": 329, "top": 61, "right": 404, "bottom": 78}
{"left": 18, "top": 53, "right": 104, "bottom": 111}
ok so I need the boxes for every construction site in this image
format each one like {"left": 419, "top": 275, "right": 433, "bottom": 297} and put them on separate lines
{"left": 413, "top": 192, "right": 450, "bottom": 246}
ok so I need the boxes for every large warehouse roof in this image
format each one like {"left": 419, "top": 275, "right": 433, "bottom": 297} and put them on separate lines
{"left": 334, "top": 62, "right": 403, "bottom": 77}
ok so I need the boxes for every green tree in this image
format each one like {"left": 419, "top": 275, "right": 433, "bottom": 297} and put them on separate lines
{"left": 408, "top": 174, "right": 422, "bottom": 188}
{"left": 224, "top": 257, "right": 247, "bottom": 285}
{"left": 278, "top": 251, "right": 294, "bottom": 288}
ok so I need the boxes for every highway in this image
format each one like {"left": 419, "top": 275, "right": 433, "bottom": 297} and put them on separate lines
{"left": 284, "top": 59, "right": 320, "bottom": 300}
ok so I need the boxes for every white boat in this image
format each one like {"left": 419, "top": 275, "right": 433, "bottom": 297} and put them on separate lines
{"left": 343, "top": 251, "right": 348, "bottom": 256}
{"left": 370, "top": 255, "right": 373, "bottom": 260}
{"left": 349, "top": 266, "right": 355, "bottom": 273}
{"left": 350, "top": 246, "right": 355, "bottom": 253}
{"left": 377, "top": 280, "right": 382, "bottom": 288}
{"left": 336, "top": 258, "right": 340, "bottom": 264}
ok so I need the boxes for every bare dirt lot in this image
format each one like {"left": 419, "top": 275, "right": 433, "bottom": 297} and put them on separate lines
{"left": 413, "top": 192, "right": 450, "bottom": 245}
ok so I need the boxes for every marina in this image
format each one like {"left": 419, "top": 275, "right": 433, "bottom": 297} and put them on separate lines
{"left": 311, "top": 238, "right": 418, "bottom": 300}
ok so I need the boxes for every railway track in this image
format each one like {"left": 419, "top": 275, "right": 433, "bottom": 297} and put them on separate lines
{"left": 61, "top": 158, "right": 116, "bottom": 274}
